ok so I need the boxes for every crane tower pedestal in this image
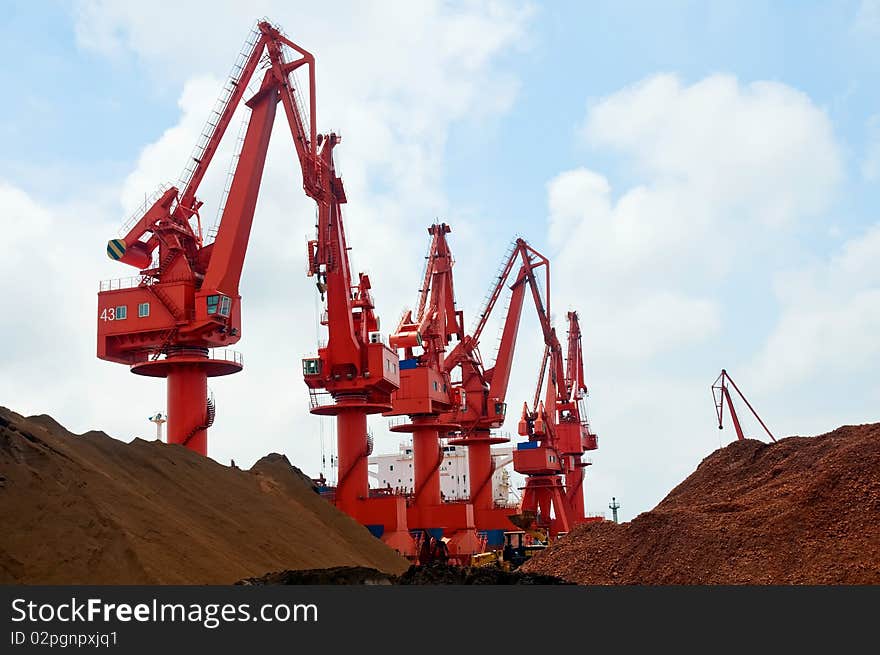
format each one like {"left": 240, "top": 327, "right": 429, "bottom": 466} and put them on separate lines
{"left": 311, "top": 396, "right": 415, "bottom": 556}
{"left": 390, "top": 417, "right": 483, "bottom": 563}
{"left": 448, "top": 431, "right": 515, "bottom": 540}
{"left": 449, "top": 431, "right": 508, "bottom": 512}
{"left": 520, "top": 475, "right": 572, "bottom": 536}
{"left": 564, "top": 459, "right": 587, "bottom": 520}
{"left": 131, "top": 347, "right": 242, "bottom": 456}
{"left": 310, "top": 396, "right": 388, "bottom": 516}
{"left": 390, "top": 416, "right": 458, "bottom": 509}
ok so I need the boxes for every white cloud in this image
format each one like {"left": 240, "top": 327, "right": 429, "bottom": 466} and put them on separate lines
{"left": 547, "top": 168, "right": 722, "bottom": 359}
{"left": 119, "top": 76, "right": 229, "bottom": 214}
{"left": 545, "top": 73, "right": 844, "bottom": 515}
{"left": 0, "top": 182, "right": 163, "bottom": 430}
{"left": 863, "top": 113, "right": 880, "bottom": 181}
{"left": 748, "top": 223, "right": 880, "bottom": 390}
{"left": 548, "top": 74, "right": 841, "bottom": 364}
{"left": 581, "top": 73, "right": 841, "bottom": 227}
{"left": 854, "top": 0, "right": 880, "bottom": 36}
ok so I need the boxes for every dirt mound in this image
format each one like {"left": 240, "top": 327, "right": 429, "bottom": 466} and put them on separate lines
{"left": 523, "top": 423, "right": 880, "bottom": 584}
{"left": 238, "top": 564, "right": 569, "bottom": 585}
{"left": 0, "top": 407, "right": 408, "bottom": 584}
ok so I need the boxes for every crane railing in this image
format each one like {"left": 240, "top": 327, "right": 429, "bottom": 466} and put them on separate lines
{"left": 117, "top": 184, "right": 171, "bottom": 237}
{"left": 98, "top": 275, "right": 145, "bottom": 292}
{"left": 132, "top": 348, "right": 243, "bottom": 367}
{"left": 208, "top": 348, "right": 244, "bottom": 366}
{"left": 469, "top": 238, "right": 519, "bottom": 338}
{"left": 308, "top": 388, "right": 334, "bottom": 411}
{"left": 176, "top": 22, "right": 263, "bottom": 204}
{"left": 386, "top": 416, "right": 411, "bottom": 431}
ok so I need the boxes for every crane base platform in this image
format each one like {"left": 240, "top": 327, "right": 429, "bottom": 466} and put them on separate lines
{"left": 389, "top": 421, "right": 461, "bottom": 434}
{"left": 407, "top": 501, "right": 474, "bottom": 533}
{"left": 406, "top": 502, "right": 484, "bottom": 562}
{"left": 310, "top": 402, "right": 391, "bottom": 417}
{"left": 336, "top": 495, "right": 416, "bottom": 557}
{"left": 448, "top": 434, "right": 509, "bottom": 447}
{"left": 131, "top": 355, "right": 243, "bottom": 378}
{"left": 474, "top": 506, "right": 520, "bottom": 532}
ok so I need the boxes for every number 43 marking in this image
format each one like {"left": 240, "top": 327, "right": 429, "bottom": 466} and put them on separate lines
{"left": 100, "top": 307, "right": 117, "bottom": 321}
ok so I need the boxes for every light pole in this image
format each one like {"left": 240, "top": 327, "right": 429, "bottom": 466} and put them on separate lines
{"left": 609, "top": 497, "right": 621, "bottom": 523}
{"left": 149, "top": 412, "right": 167, "bottom": 442}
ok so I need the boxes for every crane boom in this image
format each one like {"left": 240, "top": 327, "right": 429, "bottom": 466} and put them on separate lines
{"left": 566, "top": 310, "right": 587, "bottom": 401}
{"left": 711, "top": 369, "right": 776, "bottom": 443}
{"left": 483, "top": 265, "right": 527, "bottom": 395}
{"left": 445, "top": 238, "right": 558, "bottom": 436}
{"left": 515, "top": 305, "right": 599, "bottom": 536}
{"left": 436, "top": 238, "right": 564, "bottom": 539}
{"left": 200, "top": 70, "right": 279, "bottom": 297}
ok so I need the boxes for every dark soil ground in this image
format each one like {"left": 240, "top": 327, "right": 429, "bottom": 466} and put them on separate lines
{"left": 239, "top": 563, "right": 569, "bottom": 585}
{"left": 522, "top": 423, "right": 880, "bottom": 584}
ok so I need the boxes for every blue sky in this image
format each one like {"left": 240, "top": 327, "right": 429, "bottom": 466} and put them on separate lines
{"left": 1, "top": 3, "right": 163, "bottom": 192}
{"left": 450, "top": 1, "right": 880, "bottom": 238}
{"left": 8, "top": 2, "right": 878, "bottom": 214}
{"left": 2, "top": 1, "right": 879, "bottom": 521}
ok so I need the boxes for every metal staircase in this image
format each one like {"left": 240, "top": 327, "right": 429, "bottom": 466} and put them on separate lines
{"left": 335, "top": 428, "right": 374, "bottom": 498}
{"left": 182, "top": 392, "right": 216, "bottom": 447}
{"left": 145, "top": 283, "right": 185, "bottom": 323}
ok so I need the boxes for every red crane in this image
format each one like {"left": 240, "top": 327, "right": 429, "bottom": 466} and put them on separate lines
{"left": 388, "top": 223, "right": 462, "bottom": 512}
{"left": 381, "top": 234, "right": 571, "bottom": 555}
{"left": 515, "top": 310, "right": 600, "bottom": 537}
{"left": 441, "top": 239, "right": 558, "bottom": 539}
{"left": 98, "top": 21, "right": 321, "bottom": 455}
{"left": 711, "top": 369, "right": 776, "bottom": 443}
{"left": 558, "top": 311, "right": 598, "bottom": 521}
{"left": 285, "top": 41, "right": 408, "bottom": 551}
{"left": 384, "top": 223, "right": 481, "bottom": 558}
{"left": 99, "top": 19, "right": 407, "bottom": 551}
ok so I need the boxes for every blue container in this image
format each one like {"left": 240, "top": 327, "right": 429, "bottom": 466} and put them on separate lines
{"left": 484, "top": 529, "right": 506, "bottom": 547}
{"left": 410, "top": 527, "right": 444, "bottom": 540}
{"left": 366, "top": 525, "right": 385, "bottom": 539}
{"left": 517, "top": 441, "right": 538, "bottom": 450}
{"left": 399, "top": 358, "right": 419, "bottom": 370}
